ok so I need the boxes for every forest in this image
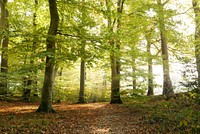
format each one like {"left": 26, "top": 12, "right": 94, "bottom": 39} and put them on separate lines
{"left": 0, "top": 0, "right": 200, "bottom": 133}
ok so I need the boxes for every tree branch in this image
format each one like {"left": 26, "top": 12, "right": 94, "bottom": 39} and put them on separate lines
{"left": 57, "top": 32, "right": 103, "bottom": 43}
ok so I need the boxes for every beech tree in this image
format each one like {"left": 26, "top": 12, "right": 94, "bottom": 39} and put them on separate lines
{"left": 145, "top": 27, "right": 154, "bottom": 96}
{"left": 37, "top": 0, "right": 59, "bottom": 112}
{"left": 156, "top": 0, "right": 174, "bottom": 98}
{"left": 78, "top": 0, "right": 86, "bottom": 104}
{"left": 22, "top": 0, "right": 39, "bottom": 102}
{"left": 0, "top": 0, "right": 8, "bottom": 95}
{"left": 192, "top": 0, "right": 200, "bottom": 90}
{"left": 106, "top": 0, "right": 125, "bottom": 104}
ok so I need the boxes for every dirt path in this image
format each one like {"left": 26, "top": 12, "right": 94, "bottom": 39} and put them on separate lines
{"left": 0, "top": 101, "right": 159, "bottom": 134}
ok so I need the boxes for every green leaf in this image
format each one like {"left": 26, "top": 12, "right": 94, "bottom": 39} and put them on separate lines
{"left": 180, "top": 120, "right": 188, "bottom": 127}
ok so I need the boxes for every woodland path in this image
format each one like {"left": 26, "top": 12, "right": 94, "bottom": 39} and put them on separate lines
{"left": 0, "top": 101, "right": 167, "bottom": 133}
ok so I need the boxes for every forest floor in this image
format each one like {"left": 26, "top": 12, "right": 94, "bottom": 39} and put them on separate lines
{"left": 0, "top": 95, "right": 200, "bottom": 134}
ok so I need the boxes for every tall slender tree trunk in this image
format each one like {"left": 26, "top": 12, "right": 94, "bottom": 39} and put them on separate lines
{"left": 146, "top": 36, "right": 153, "bottom": 96}
{"left": 23, "top": 0, "right": 38, "bottom": 101}
{"left": 109, "top": 0, "right": 125, "bottom": 104}
{"left": 105, "top": 0, "right": 116, "bottom": 103}
{"left": 78, "top": 59, "right": 86, "bottom": 103}
{"left": 0, "top": 0, "right": 8, "bottom": 95}
{"left": 192, "top": 0, "right": 200, "bottom": 90}
{"left": 106, "top": 0, "right": 118, "bottom": 104}
{"left": 132, "top": 56, "right": 136, "bottom": 90}
{"left": 37, "top": 0, "right": 59, "bottom": 113}
{"left": 78, "top": 41, "right": 86, "bottom": 104}
{"left": 78, "top": 0, "right": 86, "bottom": 103}
{"left": 110, "top": 50, "right": 122, "bottom": 103}
{"left": 160, "top": 30, "right": 173, "bottom": 97}
{"left": 157, "top": 0, "right": 174, "bottom": 98}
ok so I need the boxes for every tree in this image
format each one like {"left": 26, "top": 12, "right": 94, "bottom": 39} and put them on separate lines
{"left": 78, "top": 0, "right": 86, "bottom": 104}
{"left": 22, "top": 0, "right": 39, "bottom": 102}
{"left": 78, "top": 57, "right": 86, "bottom": 103}
{"left": 145, "top": 27, "right": 154, "bottom": 96}
{"left": 0, "top": 0, "right": 8, "bottom": 95}
{"left": 37, "top": 0, "right": 59, "bottom": 112}
{"left": 132, "top": 57, "right": 137, "bottom": 90}
{"left": 192, "top": 0, "right": 200, "bottom": 90}
{"left": 157, "top": 0, "right": 174, "bottom": 98}
{"left": 107, "top": 0, "right": 125, "bottom": 104}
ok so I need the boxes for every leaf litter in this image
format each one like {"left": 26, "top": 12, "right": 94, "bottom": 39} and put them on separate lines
{"left": 0, "top": 99, "right": 199, "bottom": 134}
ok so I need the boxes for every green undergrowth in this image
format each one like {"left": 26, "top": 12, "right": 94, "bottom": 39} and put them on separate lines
{"left": 122, "top": 94, "right": 200, "bottom": 133}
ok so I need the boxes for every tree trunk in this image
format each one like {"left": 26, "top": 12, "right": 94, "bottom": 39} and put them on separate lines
{"left": 0, "top": 0, "right": 8, "bottom": 95}
{"left": 37, "top": 0, "right": 59, "bottom": 113}
{"left": 110, "top": 54, "right": 122, "bottom": 104}
{"left": 146, "top": 37, "right": 153, "bottom": 96}
{"left": 78, "top": 59, "right": 86, "bottom": 103}
{"left": 157, "top": 0, "right": 174, "bottom": 98}
{"left": 132, "top": 56, "right": 136, "bottom": 90}
{"left": 192, "top": 0, "right": 200, "bottom": 90}
{"left": 23, "top": 0, "right": 38, "bottom": 101}
{"left": 77, "top": 0, "right": 86, "bottom": 103}
{"left": 109, "top": 0, "right": 124, "bottom": 104}
{"left": 22, "top": 77, "right": 31, "bottom": 102}
{"left": 161, "top": 31, "right": 173, "bottom": 97}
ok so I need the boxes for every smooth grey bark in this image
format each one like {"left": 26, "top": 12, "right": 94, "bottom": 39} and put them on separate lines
{"left": 192, "top": 0, "right": 200, "bottom": 90}
{"left": 78, "top": 59, "right": 86, "bottom": 103}
{"left": 157, "top": 0, "right": 174, "bottom": 98}
{"left": 37, "top": 0, "right": 59, "bottom": 113}
{"left": 108, "top": 0, "right": 125, "bottom": 104}
{"left": 146, "top": 34, "right": 154, "bottom": 96}
{"left": 132, "top": 57, "right": 136, "bottom": 90}
{"left": 110, "top": 45, "right": 122, "bottom": 104}
{"left": 77, "top": 0, "right": 86, "bottom": 103}
{"left": 0, "top": 0, "right": 8, "bottom": 95}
